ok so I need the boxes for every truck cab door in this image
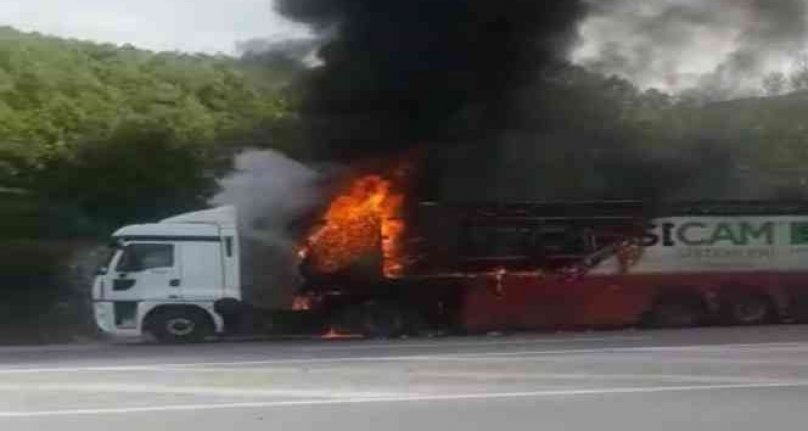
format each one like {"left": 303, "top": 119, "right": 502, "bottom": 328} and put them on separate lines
{"left": 176, "top": 240, "right": 224, "bottom": 301}
{"left": 108, "top": 242, "right": 181, "bottom": 302}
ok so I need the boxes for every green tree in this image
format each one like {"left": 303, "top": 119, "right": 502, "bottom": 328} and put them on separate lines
{"left": 0, "top": 26, "right": 301, "bottom": 230}
{"left": 35, "top": 120, "right": 227, "bottom": 228}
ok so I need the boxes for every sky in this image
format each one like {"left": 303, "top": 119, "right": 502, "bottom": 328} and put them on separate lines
{"left": 0, "top": 0, "right": 311, "bottom": 55}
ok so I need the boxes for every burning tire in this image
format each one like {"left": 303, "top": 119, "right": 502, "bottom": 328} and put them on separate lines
{"left": 146, "top": 307, "right": 213, "bottom": 343}
{"left": 723, "top": 294, "right": 775, "bottom": 325}
{"left": 647, "top": 295, "right": 705, "bottom": 328}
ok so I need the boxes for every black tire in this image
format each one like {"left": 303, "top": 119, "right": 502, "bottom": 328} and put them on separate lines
{"left": 648, "top": 297, "right": 704, "bottom": 328}
{"left": 724, "top": 295, "right": 775, "bottom": 325}
{"left": 332, "top": 302, "right": 405, "bottom": 338}
{"left": 213, "top": 298, "right": 245, "bottom": 334}
{"left": 400, "top": 308, "right": 430, "bottom": 337}
{"left": 360, "top": 302, "right": 405, "bottom": 338}
{"left": 147, "top": 307, "right": 213, "bottom": 343}
{"left": 331, "top": 306, "right": 364, "bottom": 335}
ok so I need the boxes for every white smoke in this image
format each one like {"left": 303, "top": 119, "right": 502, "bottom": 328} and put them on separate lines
{"left": 211, "top": 149, "right": 324, "bottom": 307}
{"left": 213, "top": 149, "right": 321, "bottom": 240}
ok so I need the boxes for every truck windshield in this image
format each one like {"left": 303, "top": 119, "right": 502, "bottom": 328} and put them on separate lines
{"left": 115, "top": 243, "right": 174, "bottom": 273}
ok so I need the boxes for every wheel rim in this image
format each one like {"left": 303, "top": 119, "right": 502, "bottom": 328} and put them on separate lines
{"left": 166, "top": 318, "right": 195, "bottom": 336}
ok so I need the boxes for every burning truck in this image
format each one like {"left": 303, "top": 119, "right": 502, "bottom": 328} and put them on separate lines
{"left": 91, "top": 167, "right": 808, "bottom": 342}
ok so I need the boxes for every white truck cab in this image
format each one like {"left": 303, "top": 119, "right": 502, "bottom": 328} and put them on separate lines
{"left": 92, "top": 206, "right": 241, "bottom": 342}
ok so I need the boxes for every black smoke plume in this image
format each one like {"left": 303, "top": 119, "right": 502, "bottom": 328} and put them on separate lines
{"left": 276, "top": 0, "right": 587, "bottom": 160}
{"left": 274, "top": 0, "right": 800, "bottom": 202}
{"left": 577, "top": 0, "right": 808, "bottom": 96}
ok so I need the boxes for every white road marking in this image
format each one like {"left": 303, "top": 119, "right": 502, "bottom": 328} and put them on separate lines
{"left": 145, "top": 367, "right": 784, "bottom": 384}
{"left": 2, "top": 340, "right": 808, "bottom": 374}
{"left": 0, "top": 344, "right": 107, "bottom": 354}
{"left": 0, "top": 383, "right": 401, "bottom": 399}
{"left": 1, "top": 381, "right": 806, "bottom": 418}
{"left": 409, "top": 371, "right": 783, "bottom": 384}
{"left": 276, "top": 335, "right": 650, "bottom": 352}
{"left": 427, "top": 355, "right": 808, "bottom": 367}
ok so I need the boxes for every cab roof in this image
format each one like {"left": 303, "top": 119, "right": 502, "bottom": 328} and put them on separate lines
{"left": 160, "top": 206, "right": 235, "bottom": 225}
{"left": 113, "top": 222, "right": 220, "bottom": 240}
{"left": 112, "top": 206, "right": 235, "bottom": 240}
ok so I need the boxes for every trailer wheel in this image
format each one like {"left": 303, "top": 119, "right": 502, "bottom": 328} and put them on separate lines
{"left": 331, "top": 303, "right": 412, "bottom": 338}
{"left": 648, "top": 297, "right": 705, "bottom": 328}
{"left": 339, "top": 302, "right": 404, "bottom": 339}
{"left": 331, "top": 306, "right": 363, "bottom": 335}
{"left": 724, "top": 294, "right": 774, "bottom": 325}
{"left": 401, "top": 308, "right": 430, "bottom": 337}
{"left": 364, "top": 303, "right": 405, "bottom": 338}
{"left": 146, "top": 307, "right": 213, "bottom": 343}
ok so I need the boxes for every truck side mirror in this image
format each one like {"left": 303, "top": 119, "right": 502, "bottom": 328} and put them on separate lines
{"left": 95, "top": 267, "right": 108, "bottom": 276}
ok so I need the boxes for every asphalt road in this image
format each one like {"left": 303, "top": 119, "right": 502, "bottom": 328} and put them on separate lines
{"left": 2, "top": 326, "right": 808, "bottom": 430}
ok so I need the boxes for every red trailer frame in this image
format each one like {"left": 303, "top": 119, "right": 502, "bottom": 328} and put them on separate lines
{"left": 300, "top": 201, "right": 808, "bottom": 334}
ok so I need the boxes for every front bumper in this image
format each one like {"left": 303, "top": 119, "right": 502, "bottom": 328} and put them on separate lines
{"left": 93, "top": 301, "right": 141, "bottom": 337}
{"left": 93, "top": 301, "right": 114, "bottom": 334}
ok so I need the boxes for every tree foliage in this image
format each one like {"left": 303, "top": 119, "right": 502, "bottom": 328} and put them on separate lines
{"left": 460, "top": 63, "right": 808, "bottom": 201}
{"left": 0, "top": 27, "right": 294, "bottom": 229}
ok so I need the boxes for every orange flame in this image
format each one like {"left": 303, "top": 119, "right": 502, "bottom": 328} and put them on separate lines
{"left": 291, "top": 295, "right": 312, "bottom": 311}
{"left": 301, "top": 173, "right": 406, "bottom": 278}
{"left": 320, "top": 327, "right": 363, "bottom": 340}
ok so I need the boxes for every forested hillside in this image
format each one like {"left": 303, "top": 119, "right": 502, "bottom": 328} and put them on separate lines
{"left": 0, "top": 26, "right": 295, "bottom": 231}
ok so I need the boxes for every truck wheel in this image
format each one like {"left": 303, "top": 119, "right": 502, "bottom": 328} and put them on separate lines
{"left": 147, "top": 308, "right": 212, "bottom": 343}
{"left": 360, "top": 302, "right": 405, "bottom": 338}
{"left": 725, "top": 295, "right": 774, "bottom": 325}
{"left": 648, "top": 297, "right": 704, "bottom": 328}
{"left": 331, "top": 306, "right": 363, "bottom": 335}
{"left": 331, "top": 303, "right": 406, "bottom": 338}
{"left": 401, "top": 308, "right": 430, "bottom": 337}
